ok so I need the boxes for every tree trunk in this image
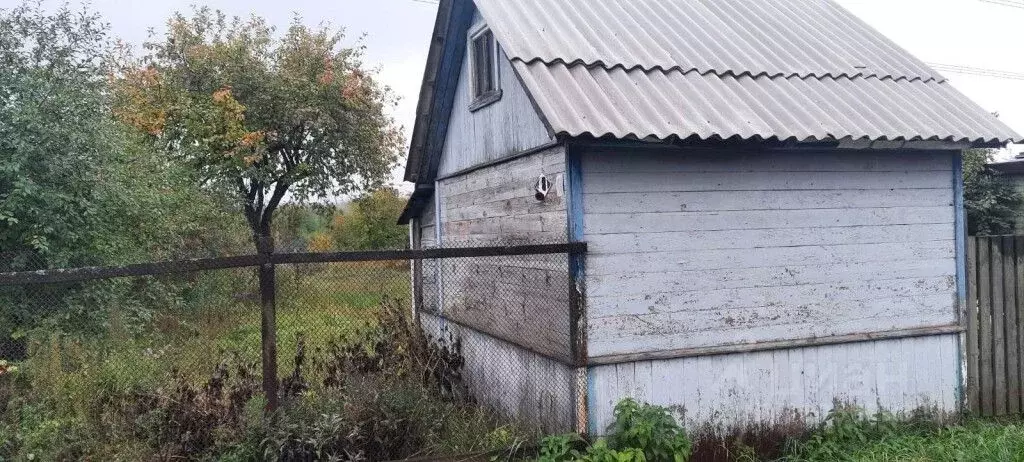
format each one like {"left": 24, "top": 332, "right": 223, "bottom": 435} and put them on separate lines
{"left": 256, "top": 233, "right": 278, "bottom": 413}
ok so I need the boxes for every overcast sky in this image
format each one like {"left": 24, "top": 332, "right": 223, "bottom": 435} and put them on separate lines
{"left": 46, "top": 0, "right": 1024, "bottom": 176}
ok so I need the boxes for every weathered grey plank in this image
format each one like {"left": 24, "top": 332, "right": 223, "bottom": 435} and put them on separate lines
{"left": 1017, "top": 236, "right": 1024, "bottom": 415}
{"left": 967, "top": 237, "right": 980, "bottom": 414}
{"left": 583, "top": 150, "right": 955, "bottom": 174}
{"left": 588, "top": 276, "right": 955, "bottom": 318}
{"left": 583, "top": 170, "right": 951, "bottom": 194}
{"left": 584, "top": 206, "right": 953, "bottom": 234}
{"left": 586, "top": 334, "right": 960, "bottom": 434}
{"left": 1004, "top": 236, "right": 1020, "bottom": 414}
{"left": 587, "top": 294, "right": 955, "bottom": 356}
{"left": 583, "top": 188, "right": 952, "bottom": 214}
{"left": 587, "top": 224, "right": 954, "bottom": 254}
{"left": 589, "top": 259, "right": 955, "bottom": 297}
{"left": 978, "top": 238, "right": 994, "bottom": 416}
{"left": 588, "top": 240, "right": 955, "bottom": 275}
{"left": 992, "top": 237, "right": 1007, "bottom": 416}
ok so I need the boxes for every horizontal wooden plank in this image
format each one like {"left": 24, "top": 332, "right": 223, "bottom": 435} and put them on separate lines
{"left": 584, "top": 206, "right": 952, "bottom": 234}
{"left": 587, "top": 296, "right": 956, "bottom": 356}
{"left": 586, "top": 333, "right": 960, "bottom": 433}
{"left": 583, "top": 170, "right": 950, "bottom": 194}
{"left": 583, "top": 188, "right": 951, "bottom": 214}
{"left": 588, "top": 240, "right": 955, "bottom": 275}
{"left": 587, "top": 325, "right": 964, "bottom": 366}
{"left": 445, "top": 194, "right": 565, "bottom": 222}
{"left": 588, "top": 276, "right": 955, "bottom": 318}
{"left": 583, "top": 150, "right": 953, "bottom": 174}
{"left": 586, "top": 224, "right": 953, "bottom": 254}
{"left": 588, "top": 258, "right": 956, "bottom": 297}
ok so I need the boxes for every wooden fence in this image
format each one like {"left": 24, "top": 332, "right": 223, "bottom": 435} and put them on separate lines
{"left": 966, "top": 235, "right": 1024, "bottom": 415}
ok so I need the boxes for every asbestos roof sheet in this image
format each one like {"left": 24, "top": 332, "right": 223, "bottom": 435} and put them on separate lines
{"left": 515, "top": 62, "right": 1019, "bottom": 144}
{"left": 475, "top": 0, "right": 943, "bottom": 81}
{"left": 474, "top": 0, "right": 1019, "bottom": 144}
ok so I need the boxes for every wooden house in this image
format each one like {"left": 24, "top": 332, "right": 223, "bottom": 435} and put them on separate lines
{"left": 399, "top": 0, "right": 1020, "bottom": 434}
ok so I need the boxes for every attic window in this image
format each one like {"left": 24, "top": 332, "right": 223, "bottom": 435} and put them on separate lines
{"left": 469, "top": 27, "right": 501, "bottom": 111}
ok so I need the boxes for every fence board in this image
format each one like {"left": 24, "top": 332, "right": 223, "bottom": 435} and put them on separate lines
{"left": 967, "top": 237, "right": 979, "bottom": 413}
{"left": 992, "top": 238, "right": 1007, "bottom": 416}
{"left": 1017, "top": 235, "right": 1024, "bottom": 413}
{"left": 978, "top": 238, "right": 994, "bottom": 415}
{"left": 1005, "top": 236, "right": 1020, "bottom": 414}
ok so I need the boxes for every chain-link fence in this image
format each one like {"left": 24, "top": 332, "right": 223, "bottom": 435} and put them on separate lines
{"left": 0, "top": 243, "right": 586, "bottom": 460}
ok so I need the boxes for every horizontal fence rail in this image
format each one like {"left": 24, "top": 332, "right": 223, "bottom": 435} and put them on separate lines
{"left": 0, "top": 243, "right": 588, "bottom": 286}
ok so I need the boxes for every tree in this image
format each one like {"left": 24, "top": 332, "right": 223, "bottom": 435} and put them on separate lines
{"left": 963, "top": 149, "right": 1023, "bottom": 235}
{"left": 113, "top": 8, "right": 403, "bottom": 250}
{"left": 0, "top": 3, "right": 112, "bottom": 270}
{"left": 112, "top": 8, "right": 403, "bottom": 408}
{"left": 0, "top": 2, "right": 250, "bottom": 355}
{"left": 331, "top": 188, "right": 408, "bottom": 250}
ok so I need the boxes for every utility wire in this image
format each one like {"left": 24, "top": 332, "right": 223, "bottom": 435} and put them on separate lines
{"left": 927, "top": 62, "right": 1024, "bottom": 81}
{"left": 980, "top": 0, "right": 1024, "bottom": 9}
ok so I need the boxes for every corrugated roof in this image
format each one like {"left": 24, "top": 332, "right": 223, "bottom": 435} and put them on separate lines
{"left": 515, "top": 62, "right": 1016, "bottom": 144}
{"left": 475, "top": 0, "right": 943, "bottom": 81}
{"left": 474, "top": 0, "right": 1019, "bottom": 144}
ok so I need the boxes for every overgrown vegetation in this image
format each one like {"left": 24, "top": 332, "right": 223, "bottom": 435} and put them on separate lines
{"left": 539, "top": 399, "right": 692, "bottom": 462}
{"left": 781, "top": 406, "right": 1024, "bottom": 462}
{"left": 0, "top": 280, "right": 525, "bottom": 460}
{"left": 963, "top": 148, "right": 1024, "bottom": 235}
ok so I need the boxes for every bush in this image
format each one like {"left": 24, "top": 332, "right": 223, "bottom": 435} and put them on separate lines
{"left": 540, "top": 398, "right": 692, "bottom": 462}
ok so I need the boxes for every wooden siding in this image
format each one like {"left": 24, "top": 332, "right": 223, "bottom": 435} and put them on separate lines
{"left": 430, "top": 145, "right": 570, "bottom": 360}
{"left": 439, "top": 145, "right": 566, "bottom": 245}
{"left": 435, "top": 11, "right": 551, "bottom": 177}
{"left": 587, "top": 334, "right": 960, "bottom": 434}
{"left": 421, "top": 312, "right": 576, "bottom": 432}
{"left": 581, "top": 149, "right": 958, "bottom": 358}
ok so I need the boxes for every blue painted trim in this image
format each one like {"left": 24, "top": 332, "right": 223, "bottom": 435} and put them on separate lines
{"left": 953, "top": 151, "right": 967, "bottom": 306}
{"left": 952, "top": 150, "right": 966, "bottom": 410}
{"left": 566, "top": 146, "right": 585, "bottom": 244}
{"left": 566, "top": 145, "right": 591, "bottom": 433}
{"left": 421, "top": 0, "right": 475, "bottom": 182}
{"left": 586, "top": 366, "right": 598, "bottom": 436}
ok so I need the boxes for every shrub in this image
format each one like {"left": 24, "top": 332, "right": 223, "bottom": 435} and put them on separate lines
{"left": 540, "top": 398, "right": 692, "bottom": 462}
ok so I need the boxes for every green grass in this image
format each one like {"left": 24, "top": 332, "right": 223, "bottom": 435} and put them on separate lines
{"left": 780, "top": 408, "right": 1024, "bottom": 462}
{"left": 0, "top": 263, "right": 528, "bottom": 461}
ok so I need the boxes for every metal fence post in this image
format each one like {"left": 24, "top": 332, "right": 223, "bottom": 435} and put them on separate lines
{"left": 568, "top": 245, "right": 588, "bottom": 436}
{"left": 257, "top": 235, "right": 279, "bottom": 413}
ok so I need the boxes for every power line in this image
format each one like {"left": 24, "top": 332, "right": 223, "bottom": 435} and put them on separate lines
{"left": 409, "top": 0, "right": 439, "bottom": 4}
{"left": 927, "top": 62, "right": 1024, "bottom": 81}
{"left": 980, "top": 0, "right": 1024, "bottom": 9}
